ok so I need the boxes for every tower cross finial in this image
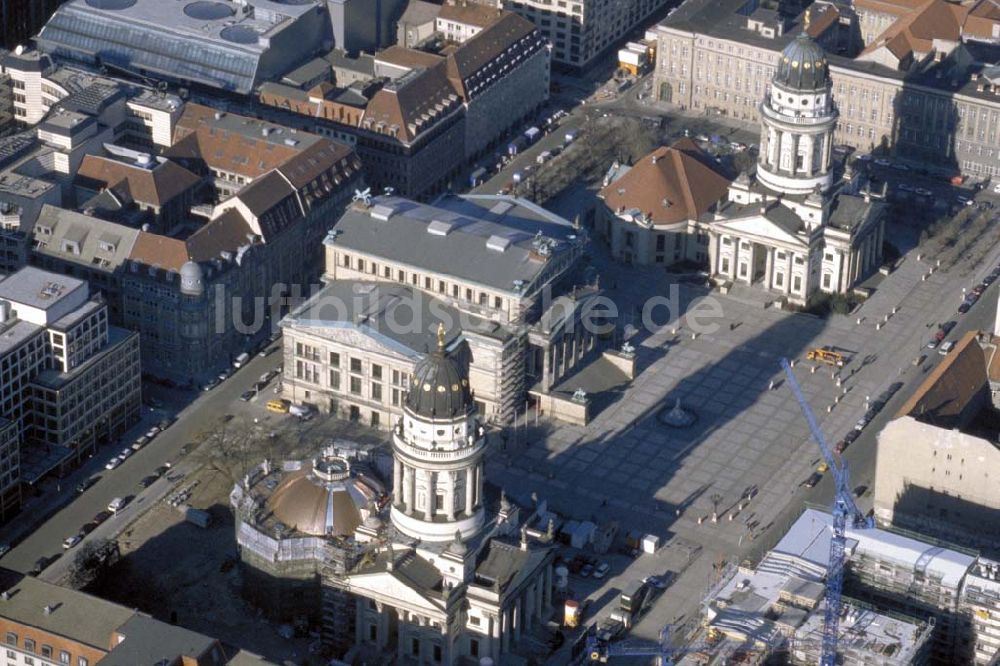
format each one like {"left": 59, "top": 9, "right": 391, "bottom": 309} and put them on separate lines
{"left": 437, "top": 322, "right": 446, "bottom": 351}
{"left": 804, "top": 8, "right": 811, "bottom": 30}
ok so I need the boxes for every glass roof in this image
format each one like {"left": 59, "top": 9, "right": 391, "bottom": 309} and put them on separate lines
{"left": 37, "top": 5, "right": 261, "bottom": 93}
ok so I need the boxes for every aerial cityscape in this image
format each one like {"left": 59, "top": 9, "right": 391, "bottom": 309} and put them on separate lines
{"left": 0, "top": 0, "right": 998, "bottom": 664}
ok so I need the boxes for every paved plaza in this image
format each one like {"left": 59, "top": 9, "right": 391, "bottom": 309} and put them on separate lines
{"left": 487, "top": 213, "right": 1000, "bottom": 643}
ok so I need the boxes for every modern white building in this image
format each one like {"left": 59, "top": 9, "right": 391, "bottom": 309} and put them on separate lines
{"left": 0, "top": 266, "right": 141, "bottom": 519}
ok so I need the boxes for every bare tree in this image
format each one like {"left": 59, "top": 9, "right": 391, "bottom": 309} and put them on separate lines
{"left": 67, "top": 538, "right": 120, "bottom": 590}
{"left": 190, "top": 415, "right": 285, "bottom": 484}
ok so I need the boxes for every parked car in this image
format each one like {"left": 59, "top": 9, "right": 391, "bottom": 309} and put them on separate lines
{"left": 240, "top": 390, "right": 256, "bottom": 402}
{"left": 844, "top": 429, "right": 861, "bottom": 446}
{"left": 835, "top": 439, "right": 848, "bottom": 454}
{"left": 802, "top": 472, "right": 823, "bottom": 488}
{"left": 104, "top": 457, "right": 122, "bottom": 471}
{"left": 119, "top": 448, "right": 133, "bottom": 460}
{"left": 0, "top": 545, "right": 9, "bottom": 557}
{"left": 972, "top": 284, "right": 987, "bottom": 297}
{"left": 939, "top": 340, "right": 956, "bottom": 355}
{"left": 138, "top": 475, "right": 158, "bottom": 489}
{"left": 107, "top": 497, "right": 128, "bottom": 513}
{"left": 593, "top": 562, "right": 610, "bottom": 579}
{"left": 153, "top": 465, "right": 170, "bottom": 478}
{"left": 76, "top": 477, "right": 99, "bottom": 493}
{"left": 927, "top": 337, "right": 940, "bottom": 350}
{"left": 579, "top": 563, "right": 594, "bottom": 577}
{"left": 62, "top": 535, "right": 82, "bottom": 549}
{"left": 958, "top": 302, "right": 972, "bottom": 314}
{"left": 158, "top": 417, "right": 175, "bottom": 430}
{"left": 91, "top": 510, "right": 112, "bottom": 525}
{"left": 131, "top": 435, "right": 149, "bottom": 451}
{"left": 145, "top": 426, "right": 160, "bottom": 439}
{"left": 939, "top": 321, "right": 957, "bottom": 337}
{"left": 886, "top": 382, "right": 904, "bottom": 396}
{"left": 645, "top": 574, "right": 671, "bottom": 590}
{"left": 203, "top": 378, "right": 221, "bottom": 391}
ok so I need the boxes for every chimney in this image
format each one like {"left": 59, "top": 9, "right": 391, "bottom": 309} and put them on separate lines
{"left": 520, "top": 526, "right": 529, "bottom": 551}
{"left": 43, "top": 605, "right": 53, "bottom": 616}
{"left": 0, "top": 591, "right": 9, "bottom": 601}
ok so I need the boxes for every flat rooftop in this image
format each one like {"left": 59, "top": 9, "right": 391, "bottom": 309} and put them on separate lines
{"left": 0, "top": 266, "right": 86, "bottom": 311}
{"left": 330, "top": 194, "right": 585, "bottom": 295}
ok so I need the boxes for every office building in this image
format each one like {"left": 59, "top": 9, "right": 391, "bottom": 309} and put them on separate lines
{"left": 233, "top": 349, "right": 556, "bottom": 663}
{"left": 652, "top": 0, "right": 1000, "bottom": 178}
{"left": 0, "top": 266, "right": 141, "bottom": 511}
{"left": 36, "top": 0, "right": 328, "bottom": 96}
{"left": 503, "top": 0, "right": 667, "bottom": 67}
{"left": 0, "top": 568, "right": 277, "bottom": 665}
{"left": 258, "top": 10, "right": 549, "bottom": 196}
{"left": 24, "top": 104, "right": 362, "bottom": 380}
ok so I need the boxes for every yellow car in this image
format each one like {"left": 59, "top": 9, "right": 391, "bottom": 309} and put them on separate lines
{"left": 817, "top": 462, "right": 829, "bottom": 473}
{"left": 266, "top": 399, "right": 290, "bottom": 414}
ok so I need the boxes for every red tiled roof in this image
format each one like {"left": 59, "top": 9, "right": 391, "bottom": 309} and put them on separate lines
{"left": 599, "top": 140, "right": 731, "bottom": 227}
{"left": 77, "top": 155, "right": 199, "bottom": 208}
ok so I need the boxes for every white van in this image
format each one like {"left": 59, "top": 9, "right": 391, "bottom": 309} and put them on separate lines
{"left": 108, "top": 497, "right": 127, "bottom": 513}
{"left": 233, "top": 352, "right": 250, "bottom": 369}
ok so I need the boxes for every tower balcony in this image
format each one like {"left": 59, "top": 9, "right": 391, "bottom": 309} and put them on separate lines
{"left": 392, "top": 434, "right": 486, "bottom": 466}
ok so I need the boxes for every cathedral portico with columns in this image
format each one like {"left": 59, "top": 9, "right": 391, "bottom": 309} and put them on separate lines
{"left": 700, "top": 29, "right": 886, "bottom": 306}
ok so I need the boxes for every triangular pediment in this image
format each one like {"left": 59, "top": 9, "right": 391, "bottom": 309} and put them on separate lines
{"left": 347, "top": 570, "right": 446, "bottom": 614}
{"left": 712, "top": 214, "right": 808, "bottom": 248}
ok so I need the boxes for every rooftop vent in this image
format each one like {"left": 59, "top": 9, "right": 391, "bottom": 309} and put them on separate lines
{"left": 427, "top": 219, "right": 456, "bottom": 236}
{"left": 370, "top": 203, "right": 395, "bottom": 221}
{"left": 43, "top": 605, "right": 53, "bottom": 616}
{"left": 486, "top": 234, "right": 512, "bottom": 252}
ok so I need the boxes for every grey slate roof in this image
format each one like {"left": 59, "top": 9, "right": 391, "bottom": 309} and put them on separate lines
{"left": 0, "top": 571, "right": 137, "bottom": 650}
{"left": 33, "top": 204, "right": 140, "bottom": 273}
{"left": 101, "top": 613, "right": 220, "bottom": 665}
{"left": 330, "top": 194, "right": 584, "bottom": 295}
{"left": 827, "top": 192, "right": 885, "bottom": 232}
{"left": 474, "top": 538, "right": 551, "bottom": 595}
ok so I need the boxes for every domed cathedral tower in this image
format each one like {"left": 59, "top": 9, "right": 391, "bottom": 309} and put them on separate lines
{"left": 756, "top": 27, "right": 838, "bottom": 197}
{"left": 390, "top": 324, "right": 486, "bottom": 543}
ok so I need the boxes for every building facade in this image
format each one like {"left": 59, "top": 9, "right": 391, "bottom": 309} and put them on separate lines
{"left": 503, "top": 0, "right": 668, "bottom": 67}
{"left": 652, "top": 0, "right": 1000, "bottom": 179}
{"left": 693, "top": 29, "right": 885, "bottom": 305}
{"left": 0, "top": 267, "right": 141, "bottom": 513}
{"left": 280, "top": 193, "right": 595, "bottom": 426}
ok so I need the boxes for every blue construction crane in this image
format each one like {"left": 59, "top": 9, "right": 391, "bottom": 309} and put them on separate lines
{"left": 584, "top": 625, "right": 718, "bottom": 665}
{"left": 780, "top": 357, "right": 873, "bottom": 666}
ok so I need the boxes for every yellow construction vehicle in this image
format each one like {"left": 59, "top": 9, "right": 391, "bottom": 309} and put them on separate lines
{"left": 806, "top": 347, "right": 847, "bottom": 367}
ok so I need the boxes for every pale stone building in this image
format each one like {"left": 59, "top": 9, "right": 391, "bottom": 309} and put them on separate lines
{"left": 875, "top": 331, "right": 1000, "bottom": 549}
{"left": 283, "top": 193, "right": 597, "bottom": 426}
{"left": 652, "top": 0, "right": 1000, "bottom": 178}
{"left": 233, "top": 340, "right": 555, "bottom": 664}
{"left": 699, "top": 30, "right": 885, "bottom": 305}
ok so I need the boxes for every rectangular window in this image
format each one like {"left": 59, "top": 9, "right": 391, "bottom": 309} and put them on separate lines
{"left": 329, "top": 370, "right": 340, "bottom": 389}
{"left": 494, "top": 296, "right": 502, "bottom": 309}
{"left": 469, "top": 615, "right": 481, "bottom": 626}
{"left": 330, "top": 352, "right": 340, "bottom": 368}
{"left": 371, "top": 383, "right": 382, "bottom": 401}
{"left": 372, "top": 364, "right": 382, "bottom": 380}
{"left": 369, "top": 624, "right": 377, "bottom": 641}
{"left": 793, "top": 275, "right": 802, "bottom": 292}
{"left": 822, "top": 273, "right": 832, "bottom": 289}
{"left": 24, "top": 639, "right": 34, "bottom": 653}
{"left": 350, "top": 377, "right": 362, "bottom": 395}
{"left": 433, "top": 645, "right": 442, "bottom": 662}
{"left": 3, "top": 633, "right": 13, "bottom": 646}
{"left": 398, "top": 269, "right": 405, "bottom": 282}
{"left": 470, "top": 639, "right": 480, "bottom": 657}
{"left": 41, "top": 645, "right": 52, "bottom": 659}
{"left": 350, "top": 358, "right": 362, "bottom": 373}
{"left": 412, "top": 638, "right": 420, "bottom": 657}
{"left": 78, "top": 658, "right": 89, "bottom": 666}
{"left": 371, "top": 411, "right": 380, "bottom": 427}
{"left": 392, "top": 388, "right": 400, "bottom": 406}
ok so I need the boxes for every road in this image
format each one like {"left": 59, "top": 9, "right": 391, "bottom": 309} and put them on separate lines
{"left": 0, "top": 343, "right": 285, "bottom": 579}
